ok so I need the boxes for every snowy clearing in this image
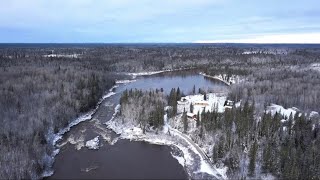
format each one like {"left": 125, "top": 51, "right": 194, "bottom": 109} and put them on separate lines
{"left": 177, "top": 93, "right": 228, "bottom": 114}
{"left": 266, "top": 103, "right": 298, "bottom": 118}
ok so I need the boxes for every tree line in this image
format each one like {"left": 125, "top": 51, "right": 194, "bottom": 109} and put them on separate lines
{"left": 120, "top": 89, "right": 166, "bottom": 133}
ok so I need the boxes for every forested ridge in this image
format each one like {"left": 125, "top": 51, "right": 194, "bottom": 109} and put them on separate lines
{"left": 0, "top": 44, "right": 320, "bottom": 179}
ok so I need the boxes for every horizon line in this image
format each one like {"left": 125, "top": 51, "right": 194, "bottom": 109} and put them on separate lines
{"left": 1, "top": 42, "right": 320, "bottom": 45}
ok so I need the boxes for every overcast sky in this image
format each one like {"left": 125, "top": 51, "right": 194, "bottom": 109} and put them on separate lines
{"left": 1, "top": 0, "right": 319, "bottom": 43}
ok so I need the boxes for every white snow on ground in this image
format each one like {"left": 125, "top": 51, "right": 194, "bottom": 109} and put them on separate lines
{"left": 168, "top": 113, "right": 229, "bottom": 179}
{"left": 52, "top": 110, "right": 95, "bottom": 146}
{"left": 242, "top": 51, "right": 259, "bottom": 55}
{"left": 310, "top": 63, "right": 320, "bottom": 72}
{"left": 177, "top": 93, "right": 227, "bottom": 115}
{"left": 261, "top": 174, "right": 276, "bottom": 180}
{"left": 85, "top": 136, "right": 100, "bottom": 150}
{"left": 115, "top": 79, "right": 137, "bottom": 84}
{"left": 235, "top": 101, "right": 241, "bottom": 108}
{"left": 102, "top": 91, "right": 117, "bottom": 99}
{"left": 110, "top": 104, "right": 121, "bottom": 122}
{"left": 199, "top": 72, "right": 243, "bottom": 85}
{"left": 41, "top": 169, "right": 54, "bottom": 178}
{"left": 169, "top": 127, "right": 227, "bottom": 179}
{"left": 52, "top": 87, "right": 117, "bottom": 146}
{"left": 199, "top": 162, "right": 227, "bottom": 178}
{"left": 281, "top": 119, "right": 287, "bottom": 123}
{"left": 310, "top": 111, "right": 319, "bottom": 117}
{"left": 163, "top": 114, "right": 169, "bottom": 133}
{"left": 42, "top": 85, "right": 118, "bottom": 178}
{"left": 266, "top": 103, "right": 298, "bottom": 118}
{"left": 105, "top": 105, "right": 226, "bottom": 179}
{"left": 128, "top": 71, "right": 165, "bottom": 76}
{"left": 43, "top": 54, "right": 81, "bottom": 58}
{"left": 199, "top": 72, "right": 231, "bottom": 85}
{"left": 57, "top": 133, "right": 85, "bottom": 150}
{"left": 171, "top": 153, "right": 185, "bottom": 167}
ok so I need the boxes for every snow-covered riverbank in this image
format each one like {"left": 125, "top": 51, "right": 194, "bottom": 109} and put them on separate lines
{"left": 42, "top": 85, "right": 118, "bottom": 178}
{"left": 45, "top": 70, "right": 229, "bottom": 179}
{"left": 105, "top": 108, "right": 227, "bottom": 179}
{"left": 199, "top": 72, "right": 243, "bottom": 86}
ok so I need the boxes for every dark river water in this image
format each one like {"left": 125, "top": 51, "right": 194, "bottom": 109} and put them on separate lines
{"left": 49, "top": 71, "right": 228, "bottom": 179}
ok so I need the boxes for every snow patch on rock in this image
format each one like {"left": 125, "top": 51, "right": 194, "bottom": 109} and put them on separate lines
{"left": 86, "top": 136, "right": 100, "bottom": 150}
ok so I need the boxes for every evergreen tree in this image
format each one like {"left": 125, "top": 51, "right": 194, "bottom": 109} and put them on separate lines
{"left": 196, "top": 111, "right": 200, "bottom": 127}
{"left": 212, "top": 144, "right": 219, "bottom": 163}
{"left": 248, "top": 140, "right": 258, "bottom": 176}
{"left": 168, "top": 88, "right": 177, "bottom": 116}
{"left": 177, "top": 87, "right": 181, "bottom": 101}
{"left": 192, "top": 85, "right": 196, "bottom": 95}
{"left": 262, "top": 142, "right": 272, "bottom": 173}
{"left": 183, "top": 108, "right": 188, "bottom": 133}
{"left": 217, "top": 138, "right": 225, "bottom": 158}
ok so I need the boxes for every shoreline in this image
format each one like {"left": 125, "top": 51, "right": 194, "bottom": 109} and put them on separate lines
{"left": 199, "top": 72, "right": 231, "bottom": 86}
{"left": 105, "top": 115, "right": 226, "bottom": 179}
{"left": 45, "top": 70, "right": 228, "bottom": 179}
{"left": 125, "top": 67, "right": 197, "bottom": 77}
{"left": 42, "top": 85, "right": 118, "bottom": 178}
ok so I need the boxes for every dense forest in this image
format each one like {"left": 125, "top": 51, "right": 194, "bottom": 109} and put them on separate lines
{"left": 199, "top": 99, "right": 320, "bottom": 179}
{"left": 0, "top": 44, "right": 320, "bottom": 179}
{"left": 163, "top": 86, "right": 320, "bottom": 179}
{"left": 0, "top": 49, "right": 118, "bottom": 179}
{"left": 119, "top": 89, "right": 166, "bottom": 133}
